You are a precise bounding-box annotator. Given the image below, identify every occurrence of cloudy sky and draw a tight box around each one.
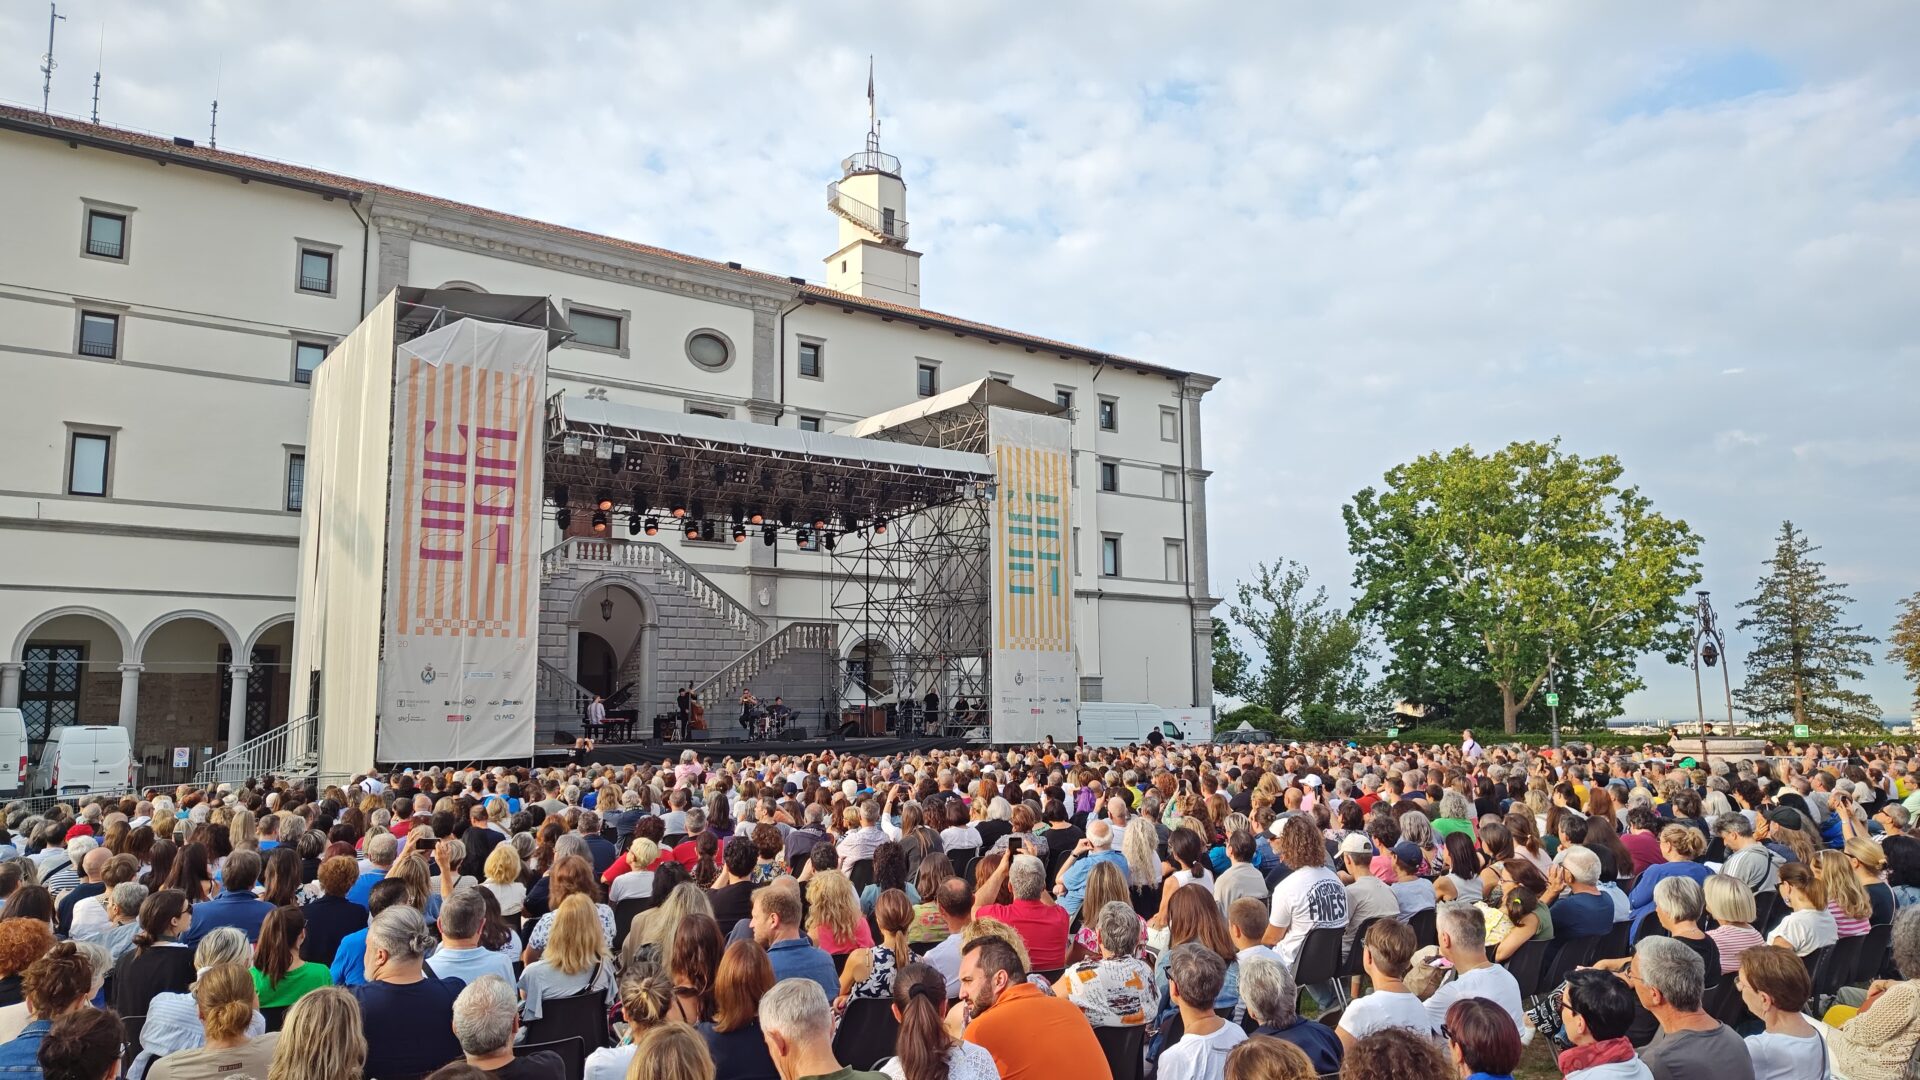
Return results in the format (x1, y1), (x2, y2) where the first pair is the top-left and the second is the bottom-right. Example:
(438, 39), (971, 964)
(6, 1), (1916, 721)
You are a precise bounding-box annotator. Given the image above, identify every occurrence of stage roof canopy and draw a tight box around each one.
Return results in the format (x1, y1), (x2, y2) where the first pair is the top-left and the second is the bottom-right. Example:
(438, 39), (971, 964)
(838, 378), (1067, 443)
(547, 395), (993, 530)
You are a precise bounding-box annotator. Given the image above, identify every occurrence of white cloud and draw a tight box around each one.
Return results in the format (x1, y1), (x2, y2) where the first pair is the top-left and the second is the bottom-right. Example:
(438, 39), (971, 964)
(4, 0), (1916, 719)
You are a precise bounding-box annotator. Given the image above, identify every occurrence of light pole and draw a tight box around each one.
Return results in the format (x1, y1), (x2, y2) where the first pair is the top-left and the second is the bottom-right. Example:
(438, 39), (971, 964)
(1548, 646), (1560, 751)
(1689, 591), (1736, 735)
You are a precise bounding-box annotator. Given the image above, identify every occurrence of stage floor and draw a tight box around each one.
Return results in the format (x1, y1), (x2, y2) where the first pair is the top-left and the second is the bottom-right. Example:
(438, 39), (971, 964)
(582, 734), (966, 766)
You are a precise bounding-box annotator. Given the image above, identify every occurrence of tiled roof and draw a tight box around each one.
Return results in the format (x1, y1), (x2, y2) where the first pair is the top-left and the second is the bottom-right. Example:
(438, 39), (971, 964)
(0, 103), (1200, 380)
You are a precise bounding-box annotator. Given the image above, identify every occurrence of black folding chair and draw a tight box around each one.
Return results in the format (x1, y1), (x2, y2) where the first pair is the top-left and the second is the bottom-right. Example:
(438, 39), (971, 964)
(522, 987), (613, 1050)
(516, 1036), (586, 1079)
(947, 848), (979, 881)
(120, 1014), (145, 1073)
(1500, 938), (1550, 997)
(1852, 923), (1893, 987)
(1408, 907), (1438, 950)
(1342, 917), (1383, 980)
(1812, 938), (1861, 1007)
(1093, 1023), (1146, 1080)
(832, 998), (901, 1071)
(1593, 920), (1632, 961)
(1292, 926), (1346, 1005)
(261, 1005), (290, 1033)
(848, 859), (876, 893)
(1536, 936), (1601, 1003)
(1754, 891), (1785, 936)
(613, 896), (651, 951)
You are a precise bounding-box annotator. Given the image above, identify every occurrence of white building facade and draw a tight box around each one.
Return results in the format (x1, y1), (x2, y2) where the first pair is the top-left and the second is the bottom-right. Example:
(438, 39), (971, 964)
(0, 103), (1217, 771)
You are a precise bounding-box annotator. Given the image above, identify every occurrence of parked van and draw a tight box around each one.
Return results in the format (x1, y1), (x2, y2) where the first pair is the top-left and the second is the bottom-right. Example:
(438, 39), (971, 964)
(31, 726), (134, 796)
(1078, 702), (1186, 748)
(0, 710), (26, 796)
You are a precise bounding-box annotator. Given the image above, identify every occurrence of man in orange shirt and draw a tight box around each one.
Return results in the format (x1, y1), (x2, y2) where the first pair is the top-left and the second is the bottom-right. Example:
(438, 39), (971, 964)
(956, 936), (1113, 1080)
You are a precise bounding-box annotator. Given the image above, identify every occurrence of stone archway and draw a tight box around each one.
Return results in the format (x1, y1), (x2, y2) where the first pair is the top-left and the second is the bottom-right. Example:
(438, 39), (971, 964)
(133, 612), (244, 766)
(567, 576), (659, 719)
(6, 608), (131, 744)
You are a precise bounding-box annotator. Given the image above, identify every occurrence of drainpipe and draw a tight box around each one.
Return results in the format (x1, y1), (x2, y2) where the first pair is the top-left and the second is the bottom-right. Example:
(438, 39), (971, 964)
(347, 200), (371, 316)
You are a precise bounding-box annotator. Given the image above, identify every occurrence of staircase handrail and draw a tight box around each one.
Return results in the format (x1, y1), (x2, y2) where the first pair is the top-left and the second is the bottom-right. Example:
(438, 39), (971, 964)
(693, 620), (840, 705)
(193, 711), (319, 785)
(543, 538), (764, 638)
(826, 182), (910, 243)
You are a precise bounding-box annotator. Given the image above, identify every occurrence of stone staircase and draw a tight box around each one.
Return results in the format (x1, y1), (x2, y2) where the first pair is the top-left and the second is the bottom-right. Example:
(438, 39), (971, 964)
(535, 539), (838, 745)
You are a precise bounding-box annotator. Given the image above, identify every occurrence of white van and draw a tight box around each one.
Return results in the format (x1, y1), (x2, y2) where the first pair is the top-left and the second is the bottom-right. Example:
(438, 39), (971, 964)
(1078, 702), (1186, 748)
(0, 710), (26, 796)
(31, 726), (134, 796)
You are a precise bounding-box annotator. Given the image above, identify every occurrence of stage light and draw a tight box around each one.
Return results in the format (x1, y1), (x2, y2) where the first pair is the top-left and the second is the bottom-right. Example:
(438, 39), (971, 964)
(595, 440), (612, 461)
(762, 524), (777, 546)
(733, 524), (748, 544)
(796, 528), (811, 547)
(555, 506), (571, 529)
(562, 434), (582, 456)
(550, 484), (569, 506)
(812, 513), (828, 530)
(644, 516), (659, 536)
(627, 511), (641, 536)
(691, 500), (706, 522)
(874, 517), (888, 535)
(749, 511), (764, 526)
(596, 492), (614, 512)
(779, 505), (794, 527)
(731, 467), (749, 484)
(823, 531), (837, 551)
(801, 474), (813, 494)
(842, 511), (859, 532)
(703, 519), (720, 542)
(685, 520), (700, 539)
(666, 459), (680, 481)
(591, 511), (609, 534)
(671, 495), (687, 519)
(712, 463), (728, 485)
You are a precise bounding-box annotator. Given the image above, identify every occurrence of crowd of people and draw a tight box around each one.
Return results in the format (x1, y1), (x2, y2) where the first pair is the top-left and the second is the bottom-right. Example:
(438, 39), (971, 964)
(0, 729), (1914, 1080)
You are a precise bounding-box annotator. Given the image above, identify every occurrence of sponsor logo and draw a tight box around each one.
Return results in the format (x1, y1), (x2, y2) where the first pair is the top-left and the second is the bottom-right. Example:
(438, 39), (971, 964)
(499, 698), (522, 706)
(396, 714), (426, 724)
(446, 714), (471, 723)
(465, 671), (496, 679)
(420, 664), (438, 684)
(497, 713), (517, 721)
(486, 699), (501, 707)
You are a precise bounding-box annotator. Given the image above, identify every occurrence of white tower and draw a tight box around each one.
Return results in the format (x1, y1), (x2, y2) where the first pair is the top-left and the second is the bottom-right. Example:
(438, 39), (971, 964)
(826, 63), (920, 307)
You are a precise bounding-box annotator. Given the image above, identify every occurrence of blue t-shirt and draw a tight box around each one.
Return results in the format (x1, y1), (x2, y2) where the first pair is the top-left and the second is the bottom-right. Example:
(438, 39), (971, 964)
(350, 976), (467, 1079)
(331, 928), (370, 987)
(765, 937), (838, 997)
(1550, 892), (1616, 940)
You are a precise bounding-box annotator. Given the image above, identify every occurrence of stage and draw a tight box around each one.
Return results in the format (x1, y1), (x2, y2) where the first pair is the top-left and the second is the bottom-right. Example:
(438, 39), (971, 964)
(581, 734), (967, 766)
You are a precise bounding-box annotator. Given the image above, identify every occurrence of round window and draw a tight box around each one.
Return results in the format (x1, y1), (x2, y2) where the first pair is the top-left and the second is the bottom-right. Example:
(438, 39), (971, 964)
(686, 331), (732, 369)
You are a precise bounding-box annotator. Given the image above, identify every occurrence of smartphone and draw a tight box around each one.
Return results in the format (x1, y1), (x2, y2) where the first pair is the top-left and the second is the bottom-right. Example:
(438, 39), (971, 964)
(1008, 836), (1022, 855)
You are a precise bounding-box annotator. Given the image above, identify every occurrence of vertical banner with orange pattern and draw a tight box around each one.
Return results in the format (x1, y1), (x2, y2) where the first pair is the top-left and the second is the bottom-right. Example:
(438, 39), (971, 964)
(987, 406), (1079, 744)
(378, 320), (546, 761)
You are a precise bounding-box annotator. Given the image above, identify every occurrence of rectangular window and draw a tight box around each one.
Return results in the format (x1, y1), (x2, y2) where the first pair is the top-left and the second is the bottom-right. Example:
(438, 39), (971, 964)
(798, 415), (822, 432)
(1098, 398), (1117, 431)
(68, 432), (110, 497)
(1165, 540), (1186, 582)
(570, 310), (622, 350)
(990, 373), (1013, 385)
(85, 210), (127, 260)
(1162, 468), (1181, 500)
(294, 341), (327, 384)
(917, 363), (938, 398)
(286, 454), (306, 512)
(798, 341), (822, 378)
(1055, 388), (1074, 411)
(1101, 535), (1121, 577)
(689, 407), (730, 420)
(77, 312), (119, 358)
(1160, 406), (1180, 442)
(297, 248), (334, 294)
(1099, 461), (1119, 492)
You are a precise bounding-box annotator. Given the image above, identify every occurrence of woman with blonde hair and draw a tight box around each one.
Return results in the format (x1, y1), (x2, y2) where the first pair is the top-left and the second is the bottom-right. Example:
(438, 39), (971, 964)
(519, 893), (615, 1021)
(264, 985), (365, 1080)
(1068, 860), (1146, 965)
(524, 855), (615, 961)
(481, 841), (525, 917)
(629, 881), (715, 964)
(1820, 848), (1874, 938)
(806, 869), (872, 955)
(585, 961), (675, 1080)
(627, 1021), (715, 1080)
(1702, 874), (1763, 974)
(1770, 861), (1838, 957)
(1846, 836), (1897, 925)
(609, 838), (660, 904)
(148, 962), (277, 1080)
(839, 888), (912, 1006)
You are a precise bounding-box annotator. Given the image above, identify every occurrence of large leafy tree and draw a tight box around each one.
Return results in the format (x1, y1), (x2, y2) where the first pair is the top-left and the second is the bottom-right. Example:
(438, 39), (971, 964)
(1344, 440), (1703, 734)
(1894, 590), (1920, 714)
(1225, 559), (1372, 721)
(1735, 521), (1881, 731)
(1211, 617), (1250, 698)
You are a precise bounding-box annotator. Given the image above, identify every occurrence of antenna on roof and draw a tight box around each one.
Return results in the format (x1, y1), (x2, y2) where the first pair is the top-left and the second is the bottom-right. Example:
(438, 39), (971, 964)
(209, 59), (220, 148)
(89, 26), (101, 124)
(40, 2), (67, 114)
(866, 55), (880, 153)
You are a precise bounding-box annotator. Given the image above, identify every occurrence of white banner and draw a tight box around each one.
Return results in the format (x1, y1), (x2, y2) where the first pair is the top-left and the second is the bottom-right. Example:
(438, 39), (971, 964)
(378, 319), (546, 762)
(987, 407), (1079, 744)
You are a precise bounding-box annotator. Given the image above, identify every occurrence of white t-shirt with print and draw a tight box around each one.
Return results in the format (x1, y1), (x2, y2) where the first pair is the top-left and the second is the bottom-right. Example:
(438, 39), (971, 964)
(1266, 865), (1349, 967)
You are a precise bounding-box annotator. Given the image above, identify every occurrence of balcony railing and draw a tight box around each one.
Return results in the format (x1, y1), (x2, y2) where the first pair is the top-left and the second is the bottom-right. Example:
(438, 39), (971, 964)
(299, 273), (332, 292)
(86, 238), (124, 259)
(827, 183), (909, 244)
(841, 149), (901, 178)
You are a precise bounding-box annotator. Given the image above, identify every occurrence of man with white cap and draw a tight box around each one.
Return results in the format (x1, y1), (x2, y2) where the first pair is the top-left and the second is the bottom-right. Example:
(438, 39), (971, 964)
(1337, 831), (1400, 961)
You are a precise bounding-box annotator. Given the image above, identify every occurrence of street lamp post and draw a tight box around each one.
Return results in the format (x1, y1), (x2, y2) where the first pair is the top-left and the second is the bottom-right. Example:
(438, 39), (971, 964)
(1689, 590), (1736, 735)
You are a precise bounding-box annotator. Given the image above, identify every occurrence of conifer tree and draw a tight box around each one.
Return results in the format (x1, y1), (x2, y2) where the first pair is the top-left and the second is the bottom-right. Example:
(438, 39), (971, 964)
(1734, 520), (1880, 731)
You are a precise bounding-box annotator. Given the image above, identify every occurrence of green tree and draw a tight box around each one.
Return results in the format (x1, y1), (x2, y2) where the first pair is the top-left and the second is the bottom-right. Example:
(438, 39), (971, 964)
(1894, 590), (1920, 714)
(1735, 520), (1881, 731)
(1344, 439), (1703, 734)
(1211, 617), (1250, 698)
(1225, 559), (1372, 720)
